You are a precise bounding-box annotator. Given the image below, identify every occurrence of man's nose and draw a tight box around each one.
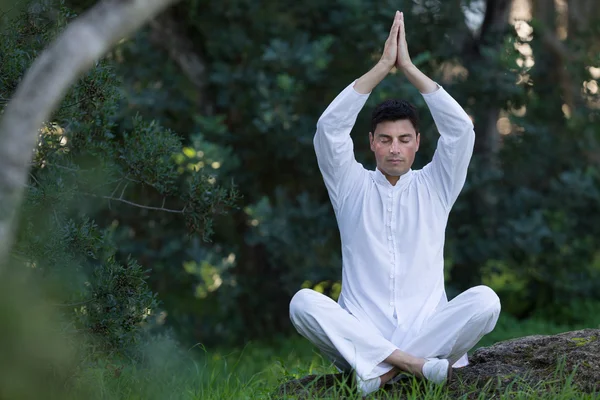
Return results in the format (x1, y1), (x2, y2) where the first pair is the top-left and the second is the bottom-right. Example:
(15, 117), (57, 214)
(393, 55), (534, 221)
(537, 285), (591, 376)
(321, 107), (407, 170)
(390, 140), (400, 153)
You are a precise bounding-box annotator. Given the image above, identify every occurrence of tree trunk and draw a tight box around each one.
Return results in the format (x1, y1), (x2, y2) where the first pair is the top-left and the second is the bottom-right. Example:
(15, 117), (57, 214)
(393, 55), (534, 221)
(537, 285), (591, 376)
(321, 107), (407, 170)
(566, 0), (598, 35)
(531, 0), (577, 114)
(0, 0), (179, 268)
(471, 0), (513, 200)
(451, 0), (513, 289)
(231, 208), (291, 339)
(148, 7), (212, 115)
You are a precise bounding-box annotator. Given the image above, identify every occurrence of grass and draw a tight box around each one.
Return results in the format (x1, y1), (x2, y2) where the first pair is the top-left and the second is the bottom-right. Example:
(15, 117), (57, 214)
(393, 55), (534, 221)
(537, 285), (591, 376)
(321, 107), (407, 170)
(67, 313), (599, 400)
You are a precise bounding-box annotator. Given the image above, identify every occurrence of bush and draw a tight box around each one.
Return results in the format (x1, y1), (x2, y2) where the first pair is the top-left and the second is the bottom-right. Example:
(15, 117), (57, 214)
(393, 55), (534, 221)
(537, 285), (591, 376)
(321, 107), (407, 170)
(1, 1), (237, 356)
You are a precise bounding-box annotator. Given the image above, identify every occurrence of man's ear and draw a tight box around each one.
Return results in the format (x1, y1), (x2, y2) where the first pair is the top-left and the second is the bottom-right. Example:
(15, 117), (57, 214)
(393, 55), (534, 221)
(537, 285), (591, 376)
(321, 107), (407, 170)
(415, 132), (420, 152)
(369, 132), (375, 151)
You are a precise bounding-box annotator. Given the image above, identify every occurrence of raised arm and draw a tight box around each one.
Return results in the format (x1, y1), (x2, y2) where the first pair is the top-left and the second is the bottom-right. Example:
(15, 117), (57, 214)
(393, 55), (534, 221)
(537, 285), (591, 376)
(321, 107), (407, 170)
(397, 12), (475, 209)
(314, 12), (402, 209)
(419, 86), (475, 210)
(353, 11), (402, 94)
(395, 12), (438, 95)
(313, 82), (369, 209)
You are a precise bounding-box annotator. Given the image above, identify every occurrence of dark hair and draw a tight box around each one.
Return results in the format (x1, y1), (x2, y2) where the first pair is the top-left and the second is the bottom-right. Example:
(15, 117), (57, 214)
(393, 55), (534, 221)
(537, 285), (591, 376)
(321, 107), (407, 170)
(370, 99), (419, 135)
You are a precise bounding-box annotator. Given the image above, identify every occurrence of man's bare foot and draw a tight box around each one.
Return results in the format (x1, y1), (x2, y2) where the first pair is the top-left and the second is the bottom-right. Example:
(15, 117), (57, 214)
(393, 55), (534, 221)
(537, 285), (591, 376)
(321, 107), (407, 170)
(383, 350), (427, 378)
(378, 368), (400, 387)
(406, 357), (426, 378)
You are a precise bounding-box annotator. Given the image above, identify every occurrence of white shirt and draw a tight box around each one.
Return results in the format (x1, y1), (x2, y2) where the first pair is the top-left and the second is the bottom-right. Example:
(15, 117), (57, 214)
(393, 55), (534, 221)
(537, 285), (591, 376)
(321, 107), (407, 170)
(314, 80), (475, 347)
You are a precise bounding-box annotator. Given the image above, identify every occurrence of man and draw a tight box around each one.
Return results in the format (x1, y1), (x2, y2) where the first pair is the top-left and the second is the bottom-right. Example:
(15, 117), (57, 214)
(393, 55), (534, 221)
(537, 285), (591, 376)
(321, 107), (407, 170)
(289, 10), (501, 397)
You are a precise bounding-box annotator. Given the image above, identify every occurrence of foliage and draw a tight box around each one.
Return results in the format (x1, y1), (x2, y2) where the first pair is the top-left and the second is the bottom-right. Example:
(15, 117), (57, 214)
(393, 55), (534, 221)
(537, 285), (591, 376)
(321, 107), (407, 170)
(53, 314), (600, 399)
(98, 0), (600, 342)
(0, 1), (237, 356)
(3, 0), (600, 349)
(459, 13), (600, 319)
(0, 269), (89, 400)
(3, 1), (600, 399)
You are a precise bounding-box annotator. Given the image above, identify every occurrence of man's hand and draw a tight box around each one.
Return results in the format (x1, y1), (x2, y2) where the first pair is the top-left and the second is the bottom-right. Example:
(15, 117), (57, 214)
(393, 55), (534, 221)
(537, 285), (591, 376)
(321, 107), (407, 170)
(379, 11), (401, 70)
(355, 10), (430, 94)
(392, 11), (436, 93)
(396, 12), (413, 70)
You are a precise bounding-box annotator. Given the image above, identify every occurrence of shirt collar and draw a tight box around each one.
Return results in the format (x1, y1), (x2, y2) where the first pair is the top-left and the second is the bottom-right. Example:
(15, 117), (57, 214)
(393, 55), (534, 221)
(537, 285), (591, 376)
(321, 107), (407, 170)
(374, 167), (413, 188)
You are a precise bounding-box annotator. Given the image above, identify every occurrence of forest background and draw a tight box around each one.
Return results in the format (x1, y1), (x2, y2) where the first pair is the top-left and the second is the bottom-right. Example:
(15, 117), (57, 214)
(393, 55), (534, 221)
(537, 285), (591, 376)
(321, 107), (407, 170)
(1, 0), (599, 398)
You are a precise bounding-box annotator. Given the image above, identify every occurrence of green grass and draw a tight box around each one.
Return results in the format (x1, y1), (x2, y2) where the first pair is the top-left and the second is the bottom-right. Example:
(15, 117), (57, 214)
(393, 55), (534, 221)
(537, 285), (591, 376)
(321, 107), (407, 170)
(74, 334), (334, 400)
(68, 313), (599, 399)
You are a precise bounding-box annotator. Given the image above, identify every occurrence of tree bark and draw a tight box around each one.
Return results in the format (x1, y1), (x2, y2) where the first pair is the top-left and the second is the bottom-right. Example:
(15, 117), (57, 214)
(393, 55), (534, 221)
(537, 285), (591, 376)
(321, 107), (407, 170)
(532, 0), (580, 112)
(451, 0), (513, 289)
(462, 0), (512, 194)
(148, 9), (212, 114)
(470, 0), (512, 160)
(531, 0), (582, 112)
(0, 0), (179, 268)
(566, 0), (598, 35)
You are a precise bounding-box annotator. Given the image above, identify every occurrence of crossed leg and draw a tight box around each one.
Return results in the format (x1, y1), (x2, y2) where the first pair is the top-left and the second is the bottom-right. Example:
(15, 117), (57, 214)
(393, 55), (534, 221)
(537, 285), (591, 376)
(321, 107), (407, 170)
(402, 285), (501, 364)
(289, 288), (398, 380)
(289, 285), (501, 387)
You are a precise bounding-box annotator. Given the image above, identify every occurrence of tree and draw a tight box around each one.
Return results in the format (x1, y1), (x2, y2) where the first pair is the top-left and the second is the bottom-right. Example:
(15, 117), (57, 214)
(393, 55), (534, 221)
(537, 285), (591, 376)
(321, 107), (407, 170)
(1, 0), (239, 358)
(97, 0), (527, 341)
(8, 0), (597, 348)
(0, 0), (180, 267)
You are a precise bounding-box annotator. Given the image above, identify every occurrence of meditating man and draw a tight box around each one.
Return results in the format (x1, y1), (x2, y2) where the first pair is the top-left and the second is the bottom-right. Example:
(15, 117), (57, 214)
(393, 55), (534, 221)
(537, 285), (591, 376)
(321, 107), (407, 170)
(289, 11), (501, 397)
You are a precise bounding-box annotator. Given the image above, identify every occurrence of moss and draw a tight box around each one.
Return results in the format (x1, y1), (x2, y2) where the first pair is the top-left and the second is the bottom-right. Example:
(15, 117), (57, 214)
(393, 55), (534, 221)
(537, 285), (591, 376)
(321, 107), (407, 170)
(570, 336), (597, 347)
(499, 373), (517, 382)
(523, 346), (535, 360)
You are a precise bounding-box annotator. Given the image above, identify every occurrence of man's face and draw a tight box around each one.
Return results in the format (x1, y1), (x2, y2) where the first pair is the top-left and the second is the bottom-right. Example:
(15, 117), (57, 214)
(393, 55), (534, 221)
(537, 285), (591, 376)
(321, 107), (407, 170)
(369, 119), (420, 179)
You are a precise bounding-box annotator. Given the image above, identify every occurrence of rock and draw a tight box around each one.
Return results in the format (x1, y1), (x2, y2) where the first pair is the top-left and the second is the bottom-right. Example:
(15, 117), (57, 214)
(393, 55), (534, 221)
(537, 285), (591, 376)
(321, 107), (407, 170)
(275, 329), (600, 398)
(450, 328), (600, 394)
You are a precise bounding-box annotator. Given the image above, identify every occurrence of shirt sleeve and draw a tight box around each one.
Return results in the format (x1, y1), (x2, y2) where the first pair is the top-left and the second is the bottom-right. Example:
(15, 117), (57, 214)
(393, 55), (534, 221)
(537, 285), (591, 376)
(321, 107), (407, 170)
(420, 85), (475, 210)
(313, 81), (369, 210)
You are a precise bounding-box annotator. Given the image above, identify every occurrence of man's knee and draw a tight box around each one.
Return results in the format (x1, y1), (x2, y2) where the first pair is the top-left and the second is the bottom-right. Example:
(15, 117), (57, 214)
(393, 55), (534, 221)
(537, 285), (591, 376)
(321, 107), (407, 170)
(289, 288), (318, 322)
(470, 285), (501, 319)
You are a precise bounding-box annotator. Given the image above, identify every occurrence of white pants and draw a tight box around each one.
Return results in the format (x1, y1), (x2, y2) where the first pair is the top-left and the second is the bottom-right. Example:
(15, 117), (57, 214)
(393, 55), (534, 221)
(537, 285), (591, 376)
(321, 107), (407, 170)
(289, 285), (501, 380)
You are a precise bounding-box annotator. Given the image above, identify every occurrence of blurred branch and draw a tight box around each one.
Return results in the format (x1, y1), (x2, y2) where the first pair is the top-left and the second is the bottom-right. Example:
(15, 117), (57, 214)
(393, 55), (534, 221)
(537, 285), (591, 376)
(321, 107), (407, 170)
(0, 0), (22, 20)
(52, 299), (95, 307)
(36, 162), (80, 172)
(83, 192), (185, 213)
(0, 0), (180, 269)
(60, 95), (100, 109)
(540, 30), (573, 61)
(148, 10), (211, 114)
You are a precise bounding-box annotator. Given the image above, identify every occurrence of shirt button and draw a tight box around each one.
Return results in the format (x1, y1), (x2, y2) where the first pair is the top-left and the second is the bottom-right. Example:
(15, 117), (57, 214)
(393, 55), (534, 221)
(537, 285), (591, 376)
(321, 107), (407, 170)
(387, 208), (391, 212)
(387, 236), (392, 240)
(389, 274), (394, 278)
(390, 302), (394, 306)
(388, 193), (392, 198)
